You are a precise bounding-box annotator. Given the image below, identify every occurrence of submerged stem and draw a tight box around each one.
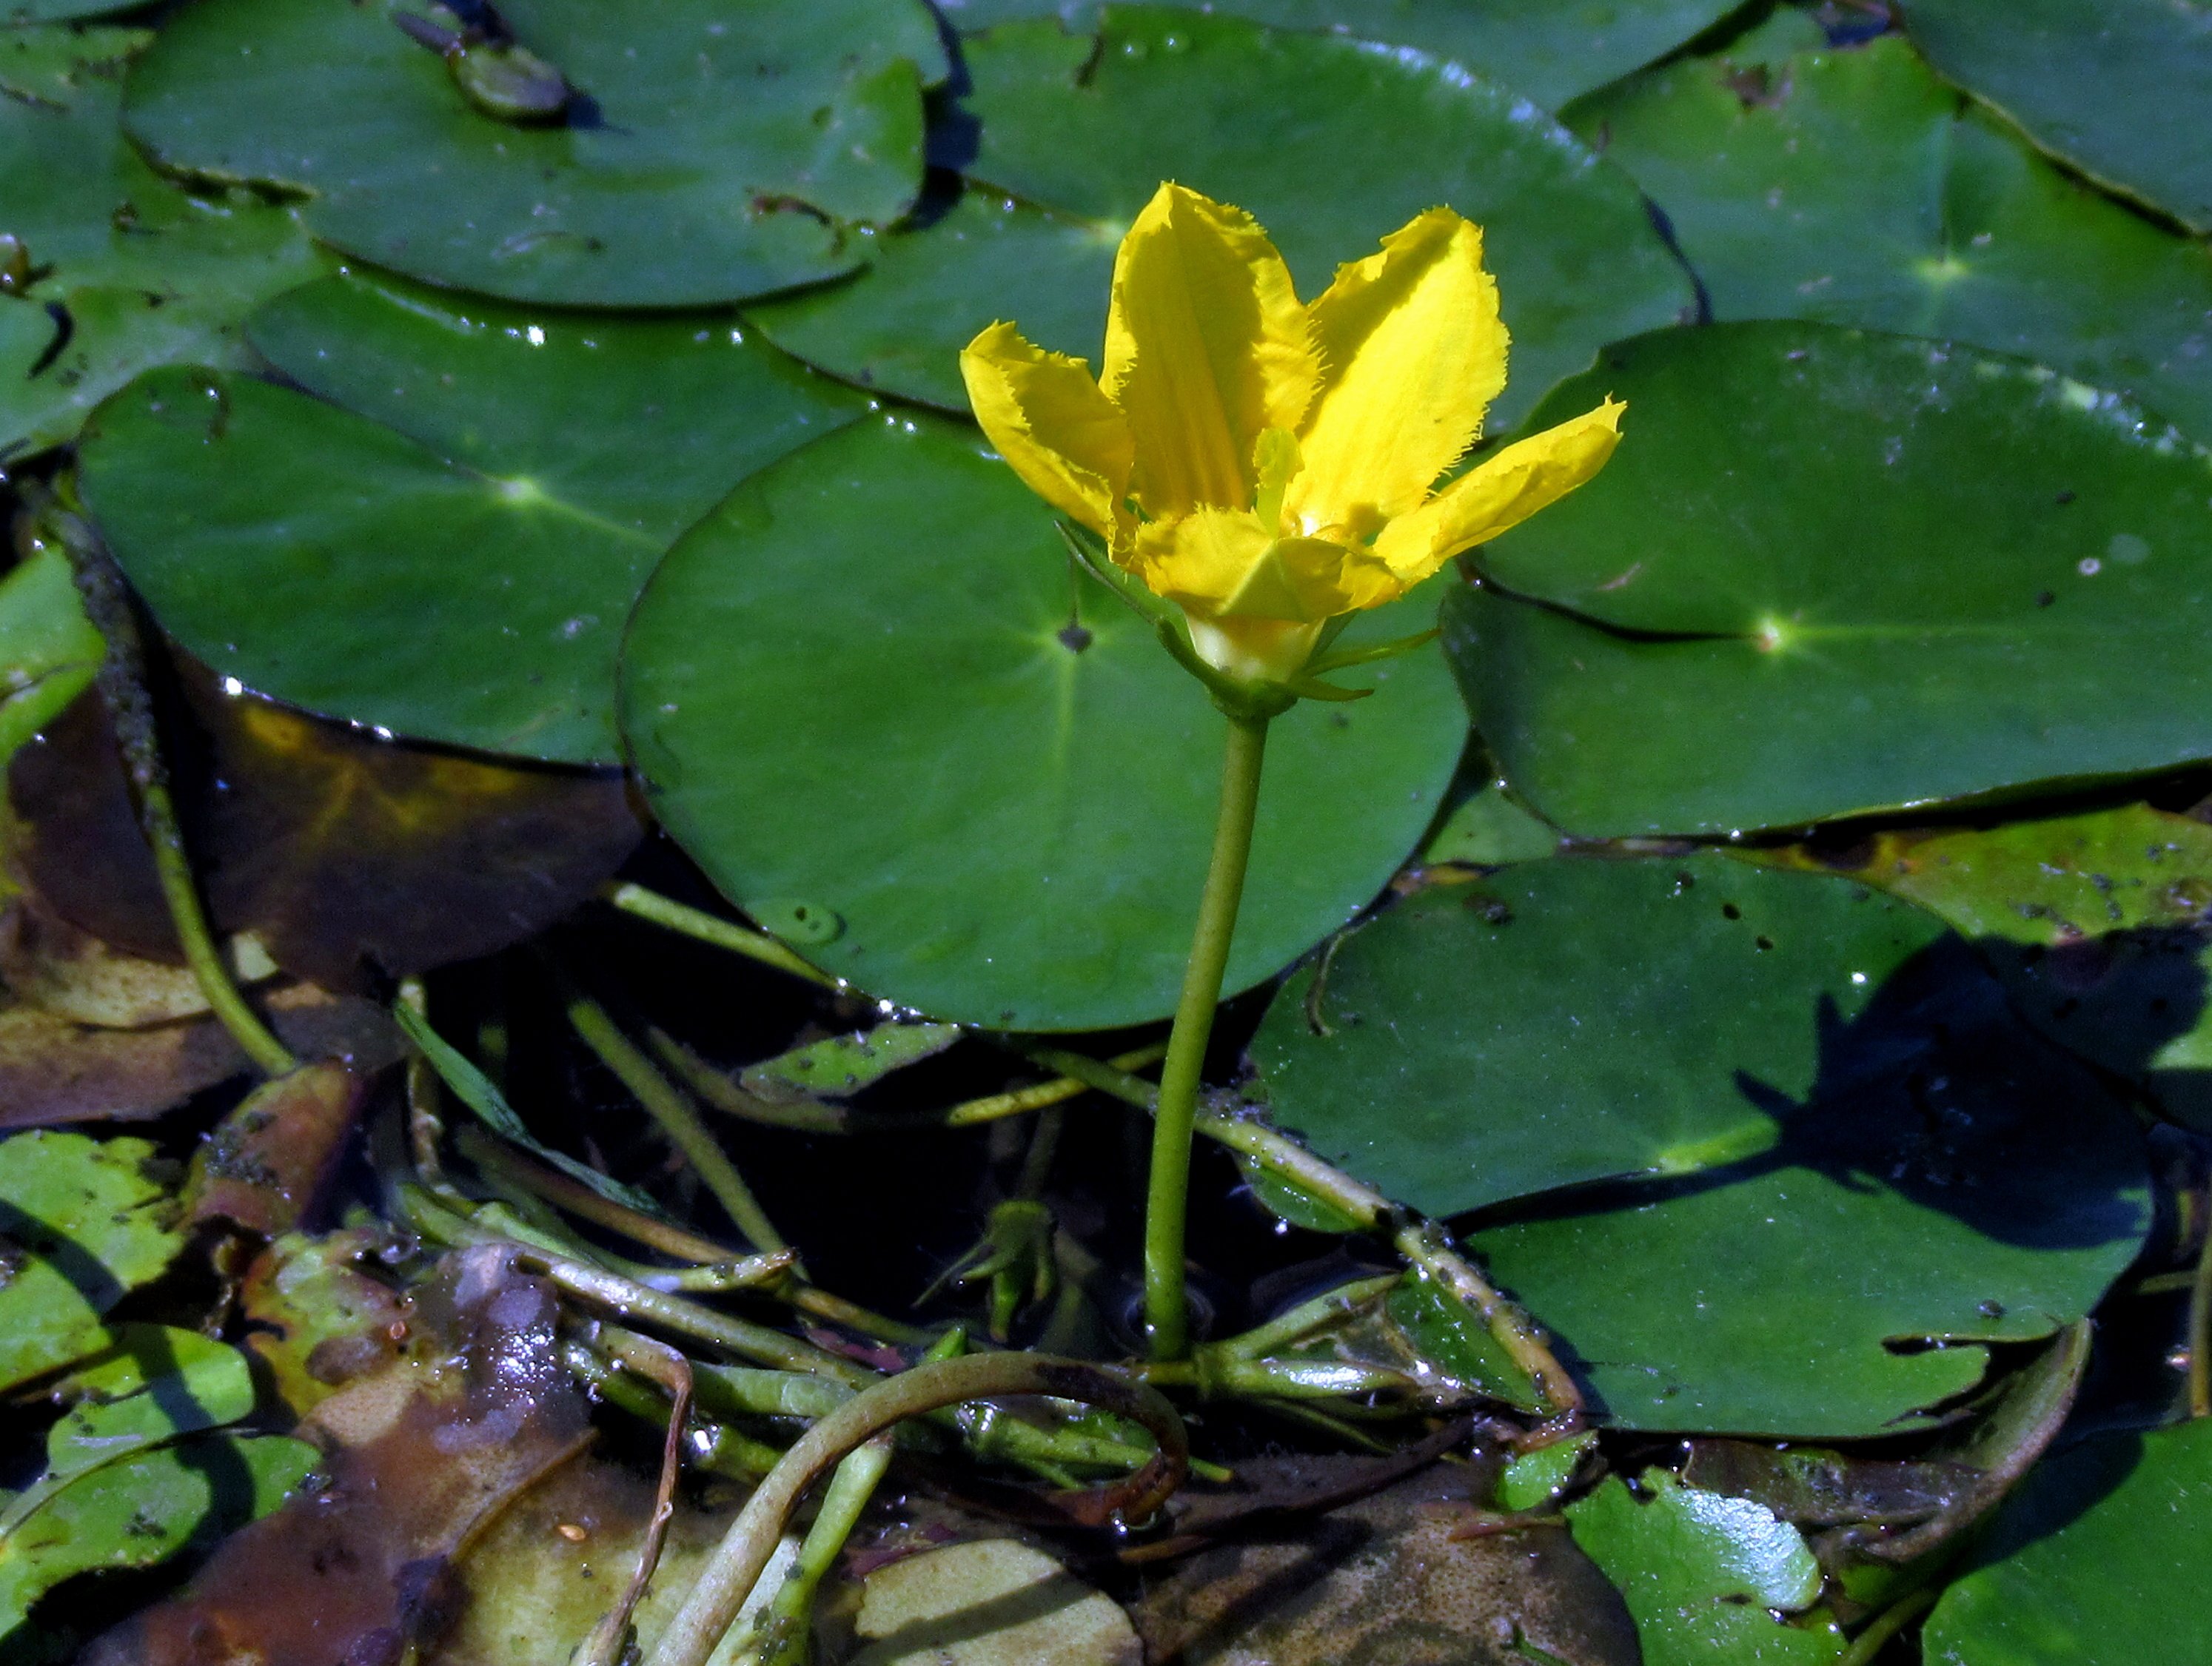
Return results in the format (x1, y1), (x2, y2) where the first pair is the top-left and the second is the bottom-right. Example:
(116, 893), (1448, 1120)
(62, 517), (295, 1077)
(1145, 712), (1270, 1360)
(644, 1353), (1187, 1666)
(603, 882), (836, 988)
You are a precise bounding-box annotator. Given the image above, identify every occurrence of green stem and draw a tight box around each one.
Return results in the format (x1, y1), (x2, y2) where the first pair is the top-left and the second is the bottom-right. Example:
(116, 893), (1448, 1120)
(745, 1435), (895, 1666)
(564, 985), (790, 1255)
(1836, 1586), (1937, 1666)
(603, 881), (836, 989)
(1145, 711), (1270, 1360)
(62, 516), (295, 1078)
(2190, 1206), (2212, 1420)
(644, 1353), (1188, 1666)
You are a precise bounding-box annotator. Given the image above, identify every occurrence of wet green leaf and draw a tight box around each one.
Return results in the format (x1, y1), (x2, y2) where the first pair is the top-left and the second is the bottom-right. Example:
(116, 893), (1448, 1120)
(1497, 1428), (1595, 1512)
(0, 24), (329, 457)
(620, 412), (1469, 1031)
(1463, 966), (2147, 1433)
(1903, 0), (2212, 234)
(39, 1326), (256, 1483)
(1256, 856), (1951, 1215)
(4, 0), (146, 19)
(1568, 1471), (1845, 1665)
(0, 1434), (316, 1642)
(1746, 803), (2212, 947)
(0, 1131), (184, 1393)
(1383, 1265), (1541, 1411)
(1566, 37), (2212, 440)
(934, 0), (1741, 109)
(121, 0), (947, 307)
(1416, 775), (1560, 868)
(0, 546), (101, 776)
(741, 1021), (963, 1103)
(1923, 1418), (2212, 1666)
(748, 7), (1691, 427)
(1455, 322), (2212, 836)
(78, 277), (866, 762)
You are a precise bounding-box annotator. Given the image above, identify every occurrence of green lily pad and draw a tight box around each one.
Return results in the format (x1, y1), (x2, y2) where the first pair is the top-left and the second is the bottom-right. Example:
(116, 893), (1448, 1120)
(619, 412), (1469, 1031)
(0, 1132), (185, 1394)
(120, 0), (945, 308)
(1922, 1418), (2212, 1666)
(1565, 37), (2212, 440)
(0, 24), (330, 457)
(0, 1434), (317, 1642)
(1903, 0), (2212, 234)
(1454, 322), (2212, 836)
(932, 0), (1743, 110)
(40, 1326), (257, 1483)
(747, 7), (1691, 426)
(4, 1), (146, 19)
(1253, 854), (1952, 1216)
(1462, 953), (2147, 1434)
(1417, 774), (1560, 868)
(77, 278), (868, 763)
(1567, 1471), (1845, 1665)
(0, 544), (103, 776)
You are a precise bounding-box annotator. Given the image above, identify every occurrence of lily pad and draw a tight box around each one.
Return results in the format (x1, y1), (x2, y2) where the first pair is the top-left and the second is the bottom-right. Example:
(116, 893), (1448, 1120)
(0, 1131), (185, 1393)
(77, 277), (868, 762)
(0, 24), (330, 457)
(619, 412), (1469, 1031)
(0, 1434), (317, 1645)
(1567, 1471), (1845, 1666)
(1566, 36), (2212, 440)
(1453, 322), (2212, 836)
(1903, 0), (2212, 234)
(121, 0), (948, 307)
(1462, 942), (2148, 1434)
(931, 0), (1743, 110)
(0, 545), (102, 776)
(1921, 1418), (2212, 1666)
(747, 7), (1691, 426)
(1253, 854), (1953, 1216)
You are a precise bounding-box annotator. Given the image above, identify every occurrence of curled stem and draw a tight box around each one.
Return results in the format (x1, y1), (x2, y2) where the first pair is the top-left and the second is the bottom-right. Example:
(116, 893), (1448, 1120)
(576, 1331), (693, 1666)
(742, 1434), (894, 1666)
(61, 515), (295, 1076)
(1146, 711), (1270, 1359)
(646, 1352), (1187, 1666)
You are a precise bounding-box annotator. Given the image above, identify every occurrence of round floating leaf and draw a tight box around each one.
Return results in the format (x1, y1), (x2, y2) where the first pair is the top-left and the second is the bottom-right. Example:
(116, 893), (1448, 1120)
(1454, 321), (2212, 836)
(1567, 1471), (1844, 1666)
(0, 545), (103, 776)
(1254, 854), (1952, 1217)
(620, 413), (1468, 1031)
(1923, 1419), (2212, 1666)
(933, 0), (1742, 110)
(747, 7), (1691, 426)
(1903, 0), (2212, 234)
(78, 278), (867, 762)
(1458, 919), (2148, 1434)
(0, 25), (330, 457)
(121, 0), (947, 307)
(0, 1132), (186, 1394)
(1566, 36), (2212, 440)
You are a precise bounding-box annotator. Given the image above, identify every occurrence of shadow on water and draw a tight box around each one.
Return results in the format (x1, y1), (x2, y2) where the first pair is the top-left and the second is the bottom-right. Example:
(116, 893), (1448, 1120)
(1472, 927), (2203, 1256)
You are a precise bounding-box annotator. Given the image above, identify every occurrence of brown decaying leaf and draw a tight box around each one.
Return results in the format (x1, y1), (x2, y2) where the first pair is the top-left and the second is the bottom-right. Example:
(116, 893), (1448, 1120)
(239, 1229), (412, 1420)
(187, 1058), (370, 1236)
(86, 1244), (594, 1666)
(0, 977), (400, 1127)
(0, 887), (276, 1027)
(1126, 1462), (1640, 1666)
(10, 665), (641, 990)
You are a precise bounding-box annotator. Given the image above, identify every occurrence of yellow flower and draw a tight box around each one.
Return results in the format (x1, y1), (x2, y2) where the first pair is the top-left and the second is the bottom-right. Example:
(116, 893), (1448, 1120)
(960, 182), (1626, 685)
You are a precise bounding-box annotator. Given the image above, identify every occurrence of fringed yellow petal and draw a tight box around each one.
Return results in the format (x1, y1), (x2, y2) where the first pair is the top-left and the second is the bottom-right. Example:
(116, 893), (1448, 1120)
(1287, 208), (1506, 538)
(959, 320), (1133, 538)
(1374, 397), (1626, 583)
(1131, 508), (1401, 625)
(1102, 183), (1319, 520)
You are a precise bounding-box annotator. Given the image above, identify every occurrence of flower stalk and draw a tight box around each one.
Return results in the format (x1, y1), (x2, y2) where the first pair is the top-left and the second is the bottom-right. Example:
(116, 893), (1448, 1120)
(1144, 710), (1270, 1359)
